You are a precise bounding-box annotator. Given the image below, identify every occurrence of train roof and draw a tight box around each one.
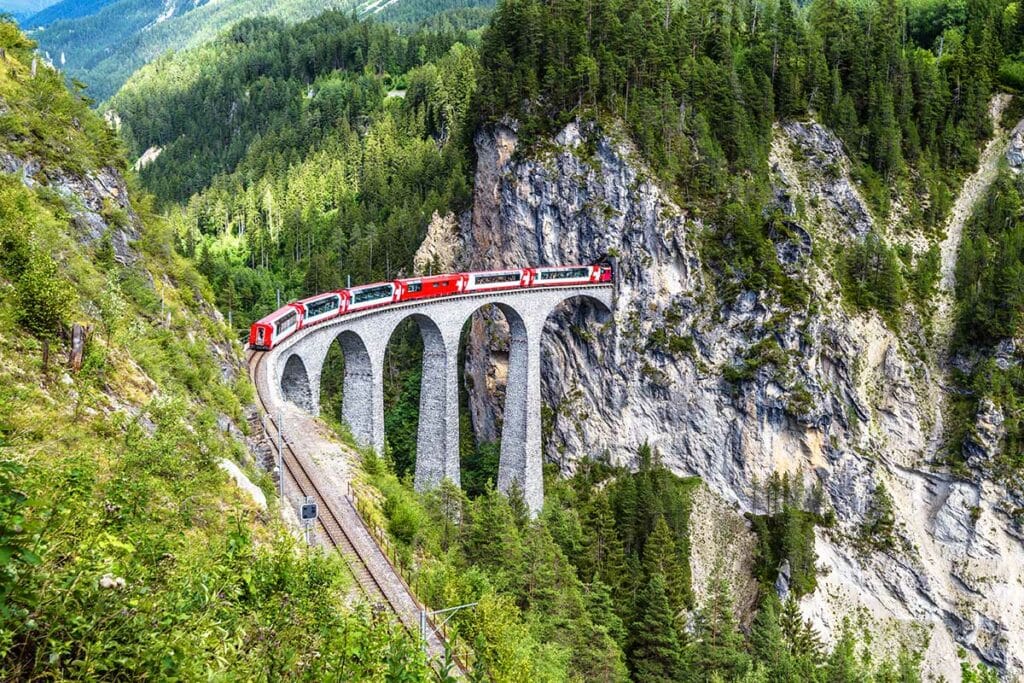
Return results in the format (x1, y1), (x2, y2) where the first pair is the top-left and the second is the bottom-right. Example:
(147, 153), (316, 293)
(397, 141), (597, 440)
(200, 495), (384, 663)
(254, 304), (298, 325)
(347, 280), (396, 290)
(398, 273), (462, 282)
(295, 291), (342, 305)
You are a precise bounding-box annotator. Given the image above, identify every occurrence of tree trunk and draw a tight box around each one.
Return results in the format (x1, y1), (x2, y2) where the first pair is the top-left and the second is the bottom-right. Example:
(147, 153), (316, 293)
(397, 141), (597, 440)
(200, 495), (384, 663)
(70, 324), (89, 373)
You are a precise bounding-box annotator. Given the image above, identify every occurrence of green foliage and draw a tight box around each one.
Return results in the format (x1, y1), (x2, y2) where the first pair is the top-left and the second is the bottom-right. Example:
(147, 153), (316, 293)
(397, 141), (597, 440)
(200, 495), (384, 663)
(0, 458), (41, 616)
(0, 17), (431, 675)
(472, 0), (1005, 304)
(0, 178), (76, 340)
(750, 507), (819, 598)
(691, 569), (751, 679)
(37, 1), (363, 102)
(749, 472), (823, 598)
(0, 28), (122, 171)
(955, 172), (1024, 348)
(112, 13), (477, 335)
(860, 482), (897, 552)
(628, 573), (684, 682)
(838, 232), (908, 324)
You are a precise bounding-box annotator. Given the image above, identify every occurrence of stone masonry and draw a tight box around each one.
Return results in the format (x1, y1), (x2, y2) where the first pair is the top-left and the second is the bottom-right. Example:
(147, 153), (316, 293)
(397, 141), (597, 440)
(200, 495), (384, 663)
(265, 285), (614, 515)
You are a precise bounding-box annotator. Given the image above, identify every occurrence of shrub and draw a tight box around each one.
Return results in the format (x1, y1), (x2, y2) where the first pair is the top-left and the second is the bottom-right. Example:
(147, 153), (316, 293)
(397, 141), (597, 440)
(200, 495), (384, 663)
(15, 247), (75, 339)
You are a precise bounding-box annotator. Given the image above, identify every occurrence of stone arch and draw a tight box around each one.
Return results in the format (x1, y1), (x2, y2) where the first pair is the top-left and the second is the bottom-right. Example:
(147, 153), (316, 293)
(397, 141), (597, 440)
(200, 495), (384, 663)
(281, 354), (314, 412)
(383, 312), (461, 491)
(538, 293), (615, 471)
(457, 301), (538, 507)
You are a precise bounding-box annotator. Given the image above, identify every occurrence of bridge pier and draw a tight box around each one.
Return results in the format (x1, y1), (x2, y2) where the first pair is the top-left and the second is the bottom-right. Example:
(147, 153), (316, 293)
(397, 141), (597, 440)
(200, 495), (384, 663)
(413, 318), (462, 491)
(497, 318), (545, 516)
(333, 330), (376, 449)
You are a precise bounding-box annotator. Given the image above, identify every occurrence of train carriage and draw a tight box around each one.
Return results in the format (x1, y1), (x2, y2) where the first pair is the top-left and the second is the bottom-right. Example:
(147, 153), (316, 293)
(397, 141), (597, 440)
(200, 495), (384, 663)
(463, 268), (532, 292)
(249, 263), (614, 351)
(534, 264), (612, 286)
(347, 281), (401, 312)
(295, 291), (348, 328)
(249, 305), (301, 350)
(396, 274), (467, 302)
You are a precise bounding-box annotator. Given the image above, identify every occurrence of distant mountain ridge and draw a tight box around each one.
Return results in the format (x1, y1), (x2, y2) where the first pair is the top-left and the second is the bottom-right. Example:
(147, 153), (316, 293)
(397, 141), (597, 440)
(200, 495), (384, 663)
(22, 0), (117, 28)
(28, 0), (492, 101)
(0, 0), (56, 21)
(29, 0), (352, 101)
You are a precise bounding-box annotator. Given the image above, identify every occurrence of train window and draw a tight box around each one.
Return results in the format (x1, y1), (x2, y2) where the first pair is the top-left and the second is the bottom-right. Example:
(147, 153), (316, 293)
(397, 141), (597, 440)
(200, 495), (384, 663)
(257, 328), (265, 344)
(475, 272), (520, 284)
(306, 296), (339, 318)
(276, 311), (297, 334)
(353, 285), (393, 303)
(539, 267), (589, 280)
(407, 282), (422, 293)
(432, 281), (448, 288)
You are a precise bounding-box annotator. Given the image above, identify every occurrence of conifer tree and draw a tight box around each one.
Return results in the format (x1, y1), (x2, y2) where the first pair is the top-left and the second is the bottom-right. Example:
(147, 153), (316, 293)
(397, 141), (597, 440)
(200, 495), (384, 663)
(690, 570), (751, 680)
(750, 594), (797, 682)
(628, 573), (683, 683)
(643, 515), (687, 618)
(587, 575), (628, 646)
(580, 491), (628, 593)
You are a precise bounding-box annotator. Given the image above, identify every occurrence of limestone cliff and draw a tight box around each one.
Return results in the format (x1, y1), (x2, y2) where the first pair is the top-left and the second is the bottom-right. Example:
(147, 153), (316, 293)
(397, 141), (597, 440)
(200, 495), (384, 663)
(460, 117), (1024, 678)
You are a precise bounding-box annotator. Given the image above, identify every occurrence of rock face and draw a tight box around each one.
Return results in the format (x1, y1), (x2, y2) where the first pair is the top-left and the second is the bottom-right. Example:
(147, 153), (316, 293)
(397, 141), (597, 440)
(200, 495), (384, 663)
(461, 119), (1024, 677)
(0, 151), (140, 265)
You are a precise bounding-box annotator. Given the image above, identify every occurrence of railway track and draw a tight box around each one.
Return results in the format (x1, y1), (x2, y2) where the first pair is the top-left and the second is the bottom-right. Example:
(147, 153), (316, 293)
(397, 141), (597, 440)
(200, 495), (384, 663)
(245, 349), (462, 673)
(248, 350), (389, 602)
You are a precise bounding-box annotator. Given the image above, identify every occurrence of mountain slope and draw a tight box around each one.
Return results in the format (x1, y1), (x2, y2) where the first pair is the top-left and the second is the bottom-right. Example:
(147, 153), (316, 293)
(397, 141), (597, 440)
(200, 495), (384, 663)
(20, 0), (115, 28)
(30, 0), (352, 101)
(0, 0), (54, 21)
(30, 0), (493, 101)
(0, 20), (431, 678)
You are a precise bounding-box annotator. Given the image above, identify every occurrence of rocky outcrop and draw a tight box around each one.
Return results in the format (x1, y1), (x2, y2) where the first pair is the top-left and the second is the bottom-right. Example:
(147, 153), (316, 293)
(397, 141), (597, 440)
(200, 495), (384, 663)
(461, 118), (1024, 678)
(0, 151), (140, 265)
(413, 211), (461, 276)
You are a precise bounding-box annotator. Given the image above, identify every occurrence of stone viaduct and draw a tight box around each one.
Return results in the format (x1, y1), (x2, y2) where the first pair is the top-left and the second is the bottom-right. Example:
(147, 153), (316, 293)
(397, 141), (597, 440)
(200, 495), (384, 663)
(262, 285), (614, 514)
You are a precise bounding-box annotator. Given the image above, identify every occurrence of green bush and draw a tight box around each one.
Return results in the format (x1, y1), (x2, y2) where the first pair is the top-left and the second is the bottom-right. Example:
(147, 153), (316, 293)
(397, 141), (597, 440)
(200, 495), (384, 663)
(999, 59), (1024, 91)
(14, 247), (75, 339)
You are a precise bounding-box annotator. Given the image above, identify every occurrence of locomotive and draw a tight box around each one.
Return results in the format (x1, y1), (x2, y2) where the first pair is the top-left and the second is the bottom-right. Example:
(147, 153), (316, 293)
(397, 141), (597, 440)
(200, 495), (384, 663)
(248, 264), (613, 351)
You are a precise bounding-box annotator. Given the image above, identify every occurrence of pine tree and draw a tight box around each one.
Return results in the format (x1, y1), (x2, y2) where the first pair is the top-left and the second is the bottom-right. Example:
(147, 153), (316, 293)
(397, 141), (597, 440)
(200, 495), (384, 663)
(580, 491), (628, 593)
(628, 573), (683, 683)
(587, 574), (628, 646)
(749, 594), (797, 682)
(824, 620), (864, 682)
(690, 569), (751, 680)
(642, 515), (687, 619)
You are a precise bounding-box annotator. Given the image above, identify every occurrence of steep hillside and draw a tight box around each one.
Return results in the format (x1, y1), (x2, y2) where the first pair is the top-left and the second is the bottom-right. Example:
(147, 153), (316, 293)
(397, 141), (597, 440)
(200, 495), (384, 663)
(0, 22), (430, 678)
(28, 0), (492, 101)
(20, 0), (115, 28)
(29, 0), (351, 101)
(0, 0), (55, 21)
(457, 0), (1024, 677)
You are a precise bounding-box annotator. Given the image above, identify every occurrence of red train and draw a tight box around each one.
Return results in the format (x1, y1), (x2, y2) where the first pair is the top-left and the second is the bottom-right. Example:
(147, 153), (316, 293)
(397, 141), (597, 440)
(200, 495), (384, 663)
(249, 264), (613, 351)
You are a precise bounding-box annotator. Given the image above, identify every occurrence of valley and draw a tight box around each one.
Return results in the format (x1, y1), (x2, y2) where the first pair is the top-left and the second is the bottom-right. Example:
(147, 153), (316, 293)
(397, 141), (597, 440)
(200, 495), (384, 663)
(0, 0), (1023, 680)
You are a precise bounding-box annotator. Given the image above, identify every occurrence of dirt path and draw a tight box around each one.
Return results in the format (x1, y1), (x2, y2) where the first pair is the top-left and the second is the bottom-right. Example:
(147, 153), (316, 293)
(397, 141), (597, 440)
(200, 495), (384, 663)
(933, 93), (1012, 347)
